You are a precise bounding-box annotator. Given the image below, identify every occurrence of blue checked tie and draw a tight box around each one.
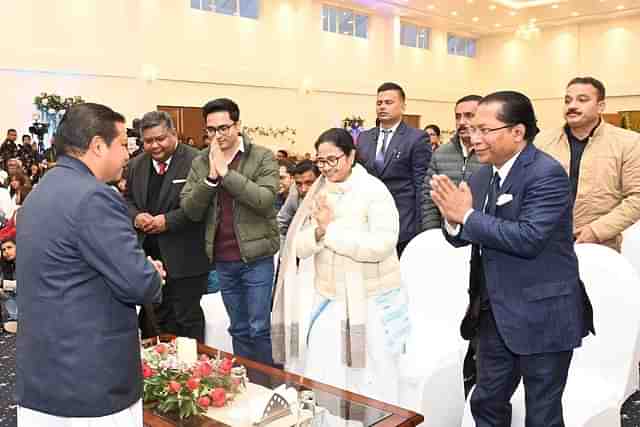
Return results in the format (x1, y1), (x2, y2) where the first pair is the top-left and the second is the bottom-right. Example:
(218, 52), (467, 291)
(374, 129), (392, 172)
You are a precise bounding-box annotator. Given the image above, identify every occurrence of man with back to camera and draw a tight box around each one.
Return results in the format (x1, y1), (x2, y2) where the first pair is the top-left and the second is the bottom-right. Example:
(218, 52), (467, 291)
(16, 103), (165, 426)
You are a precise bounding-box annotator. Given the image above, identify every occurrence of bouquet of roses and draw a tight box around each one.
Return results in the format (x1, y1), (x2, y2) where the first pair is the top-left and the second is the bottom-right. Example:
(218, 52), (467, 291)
(141, 342), (240, 419)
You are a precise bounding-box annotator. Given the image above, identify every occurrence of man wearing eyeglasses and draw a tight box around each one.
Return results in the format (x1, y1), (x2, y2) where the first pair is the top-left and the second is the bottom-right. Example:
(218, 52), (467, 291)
(181, 98), (279, 367)
(126, 111), (210, 342)
(431, 91), (593, 427)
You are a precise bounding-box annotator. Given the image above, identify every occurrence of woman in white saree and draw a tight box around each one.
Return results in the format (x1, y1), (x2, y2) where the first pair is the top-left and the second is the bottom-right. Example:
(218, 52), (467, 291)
(272, 128), (410, 407)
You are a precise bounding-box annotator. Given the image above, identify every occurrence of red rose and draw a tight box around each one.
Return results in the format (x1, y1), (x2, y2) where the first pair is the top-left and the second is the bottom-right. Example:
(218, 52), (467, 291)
(209, 388), (226, 407)
(154, 344), (167, 355)
(142, 365), (154, 379)
(186, 377), (201, 391)
(197, 362), (213, 378)
(218, 358), (233, 375)
(197, 396), (211, 408)
(168, 380), (182, 394)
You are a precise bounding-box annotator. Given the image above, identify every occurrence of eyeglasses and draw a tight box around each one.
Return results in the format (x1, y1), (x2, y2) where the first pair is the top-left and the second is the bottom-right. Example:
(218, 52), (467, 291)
(468, 124), (515, 136)
(314, 154), (345, 168)
(142, 133), (169, 144)
(204, 123), (236, 136)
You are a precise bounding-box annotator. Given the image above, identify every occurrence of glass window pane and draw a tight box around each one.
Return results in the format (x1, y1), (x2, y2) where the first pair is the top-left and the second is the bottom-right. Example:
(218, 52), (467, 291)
(400, 23), (417, 47)
(355, 14), (367, 38)
(328, 6), (337, 32)
(338, 10), (354, 35)
(239, 0), (258, 19)
(215, 0), (236, 15)
(455, 37), (466, 55)
(418, 28), (429, 49)
(467, 39), (477, 57)
(322, 5), (330, 31)
(191, 0), (202, 10)
(204, 0), (215, 11)
(447, 34), (457, 54)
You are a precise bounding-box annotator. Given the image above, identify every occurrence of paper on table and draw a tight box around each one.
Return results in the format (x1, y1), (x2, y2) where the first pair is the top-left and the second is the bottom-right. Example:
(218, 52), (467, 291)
(2, 280), (16, 291)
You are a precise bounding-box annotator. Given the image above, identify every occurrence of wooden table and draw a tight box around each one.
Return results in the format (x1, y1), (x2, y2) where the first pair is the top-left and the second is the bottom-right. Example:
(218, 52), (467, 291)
(144, 339), (423, 427)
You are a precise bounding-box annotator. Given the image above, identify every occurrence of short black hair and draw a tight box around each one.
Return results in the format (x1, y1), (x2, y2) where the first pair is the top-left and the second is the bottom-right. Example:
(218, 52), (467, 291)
(455, 95), (483, 106)
(277, 149), (289, 158)
(314, 128), (356, 157)
(55, 103), (125, 156)
(1, 238), (15, 247)
(424, 124), (441, 136)
(377, 82), (406, 102)
(567, 77), (606, 101)
(480, 91), (539, 142)
(22, 134), (31, 141)
(278, 159), (296, 175)
(7, 129), (16, 134)
(139, 111), (176, 134)
(202, 98), (240, 122)
(293, 159), (320, 177)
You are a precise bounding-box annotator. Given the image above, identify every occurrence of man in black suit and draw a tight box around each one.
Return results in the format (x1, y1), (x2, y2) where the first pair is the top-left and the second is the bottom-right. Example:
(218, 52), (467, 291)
(356, 82), (431, 255)
(126, 111), (210, 342)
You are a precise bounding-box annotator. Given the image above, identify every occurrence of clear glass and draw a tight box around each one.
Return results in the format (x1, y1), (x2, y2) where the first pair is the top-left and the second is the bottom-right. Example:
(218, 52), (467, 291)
(400, 22), (417, 47)
(215, 0), (237, 15)
(354, 14), (368, 39)
(239, 0), (259, 19)
(338, 10), (354, 36)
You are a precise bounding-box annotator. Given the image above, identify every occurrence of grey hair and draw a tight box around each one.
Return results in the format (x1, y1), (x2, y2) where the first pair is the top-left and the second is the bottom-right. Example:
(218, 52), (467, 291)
(139, 111), (176, 133)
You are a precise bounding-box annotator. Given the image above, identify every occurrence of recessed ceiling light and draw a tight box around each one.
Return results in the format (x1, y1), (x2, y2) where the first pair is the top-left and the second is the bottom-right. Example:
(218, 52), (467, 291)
(427, 4), (435, 9)
(489, 4), (497, 10)
(551, 4), (559, 9)
(467, 0), (474, 3)
(495, 23), (502, 27)
(529, 17), (537, 22)
(509, 11), (517, 16)
(472, 16), (480, 22)
(451, 11), (458, 16)
(616, 4), (625, 9)
(571, 11), (580, 16)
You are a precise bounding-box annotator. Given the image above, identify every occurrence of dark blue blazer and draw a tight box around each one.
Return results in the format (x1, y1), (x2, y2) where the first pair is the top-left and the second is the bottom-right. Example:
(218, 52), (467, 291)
(447, 143), (591, 355)
(357, 122), (431, 243)
(16, 156), (162, 416)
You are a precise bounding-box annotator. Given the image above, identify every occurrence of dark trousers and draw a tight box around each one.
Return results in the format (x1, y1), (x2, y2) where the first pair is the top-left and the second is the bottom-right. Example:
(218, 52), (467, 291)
(216, 257), (274, 367)
(471, 310), (573, 427)
(396, 240), (409, 258)
(139, 273), (207, 343)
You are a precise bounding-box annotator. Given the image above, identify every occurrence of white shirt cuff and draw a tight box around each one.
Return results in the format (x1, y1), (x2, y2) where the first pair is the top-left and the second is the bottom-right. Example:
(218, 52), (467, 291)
(204, 177), (219, 188)
(445, 209), (474, 236)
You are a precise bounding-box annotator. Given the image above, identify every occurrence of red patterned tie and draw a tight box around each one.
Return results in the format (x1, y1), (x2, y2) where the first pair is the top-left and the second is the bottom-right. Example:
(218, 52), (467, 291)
(157, 161), (167, 175)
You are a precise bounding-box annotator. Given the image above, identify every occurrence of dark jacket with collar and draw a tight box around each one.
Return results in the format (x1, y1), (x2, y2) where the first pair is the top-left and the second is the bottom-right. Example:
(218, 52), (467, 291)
(126, 143), (209, 278)
(16, 155), (162, 416)
(422, 134), (483, 231)
(180, 136), (279, 263)
(445, 143), (594, 354)
(356, 122), (431, 244)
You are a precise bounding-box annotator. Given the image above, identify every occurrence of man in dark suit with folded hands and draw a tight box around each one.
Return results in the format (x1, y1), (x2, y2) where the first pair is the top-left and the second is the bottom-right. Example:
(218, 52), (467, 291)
(431, 91), (593, 427)
(127, 111), (210, 342)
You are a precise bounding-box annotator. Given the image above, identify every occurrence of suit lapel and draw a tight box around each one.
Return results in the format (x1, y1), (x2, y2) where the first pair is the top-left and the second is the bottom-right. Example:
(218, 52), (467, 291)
(499, 143), (536, 197)
(363, 128), (379, 170)
(380, 121), (406, 174)
(139, 154), (151, 208)
(156, 144), (183, 211)
(475, 167), (493, 212)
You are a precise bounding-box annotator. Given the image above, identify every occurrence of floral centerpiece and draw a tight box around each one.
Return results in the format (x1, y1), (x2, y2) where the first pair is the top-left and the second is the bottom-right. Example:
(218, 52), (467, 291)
(141, 341), (240, 419)
(34, 92), (85, 115)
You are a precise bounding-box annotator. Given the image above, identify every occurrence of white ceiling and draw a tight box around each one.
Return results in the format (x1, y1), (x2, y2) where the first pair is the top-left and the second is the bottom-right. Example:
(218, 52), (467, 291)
(340, 0), (640, 35)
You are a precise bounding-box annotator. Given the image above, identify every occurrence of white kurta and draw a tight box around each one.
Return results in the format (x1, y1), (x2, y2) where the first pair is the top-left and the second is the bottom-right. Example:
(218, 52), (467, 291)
(18, 399), (142, 427)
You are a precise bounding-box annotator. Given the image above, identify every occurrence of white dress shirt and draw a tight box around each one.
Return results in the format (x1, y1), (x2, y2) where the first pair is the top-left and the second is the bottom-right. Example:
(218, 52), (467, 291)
(376, 121), (402, 156)
(152, 156), (172, 174)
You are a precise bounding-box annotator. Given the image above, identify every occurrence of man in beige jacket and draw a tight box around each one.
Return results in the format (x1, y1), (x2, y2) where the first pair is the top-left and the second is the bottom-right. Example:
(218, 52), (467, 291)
(535, 77), (640, 252)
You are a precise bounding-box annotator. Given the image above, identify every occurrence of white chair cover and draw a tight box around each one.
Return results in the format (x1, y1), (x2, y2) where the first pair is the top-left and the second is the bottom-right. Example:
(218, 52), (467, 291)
(201, 292), (233, 354)
(462, 243), (640, 426)
(622, 221), (640, 276)
(399, 229), (470, 426)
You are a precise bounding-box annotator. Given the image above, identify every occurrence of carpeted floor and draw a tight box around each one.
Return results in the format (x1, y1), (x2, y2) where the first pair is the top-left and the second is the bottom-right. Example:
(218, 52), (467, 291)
(0, 327), (639, 427)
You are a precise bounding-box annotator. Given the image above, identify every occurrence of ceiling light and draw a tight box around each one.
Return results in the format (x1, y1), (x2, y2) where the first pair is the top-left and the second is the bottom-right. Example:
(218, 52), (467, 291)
(551, 4), (559, 8)
(494, 23), (502, 27)
(467, 0), (474, 3)
(472, 17), (480, 22)
(616, 4), (625, 9)
(451, 11), (458, 16)
(427, 4), (435, 9)
(509, 11), (517, 16)
(489, 4), (497, 10)
(529, 18), (537, 22)
(571, 11), (580, 16)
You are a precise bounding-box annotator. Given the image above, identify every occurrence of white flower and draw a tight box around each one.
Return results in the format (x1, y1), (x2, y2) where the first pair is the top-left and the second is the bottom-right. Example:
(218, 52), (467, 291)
(42, 98), (49, 106)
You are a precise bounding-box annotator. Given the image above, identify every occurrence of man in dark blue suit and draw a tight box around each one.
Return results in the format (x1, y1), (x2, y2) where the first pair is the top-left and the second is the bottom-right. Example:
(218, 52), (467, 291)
(357, 82), (431, 255)
(16, 103), (165, 423)
(431, 91), (593, 427)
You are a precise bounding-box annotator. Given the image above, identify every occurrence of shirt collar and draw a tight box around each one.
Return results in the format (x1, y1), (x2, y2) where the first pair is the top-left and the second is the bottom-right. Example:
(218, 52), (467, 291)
(152, 156), (172, 169)
(492, 148), (523, 185)
(564, 118), (601, 143)
(379, 121), (401, 135)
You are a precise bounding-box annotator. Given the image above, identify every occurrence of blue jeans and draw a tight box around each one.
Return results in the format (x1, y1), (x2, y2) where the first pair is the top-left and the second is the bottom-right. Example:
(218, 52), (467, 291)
(216, 257), (274, 366)
(2, 291), (17, 321)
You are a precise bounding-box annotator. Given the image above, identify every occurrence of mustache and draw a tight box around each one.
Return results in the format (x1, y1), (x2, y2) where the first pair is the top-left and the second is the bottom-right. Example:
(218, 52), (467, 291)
(566, 109), (581, 115)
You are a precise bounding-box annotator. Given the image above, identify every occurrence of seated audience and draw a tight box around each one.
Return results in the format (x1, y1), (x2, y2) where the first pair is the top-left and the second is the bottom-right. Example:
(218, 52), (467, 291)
(0, 238), (17, 333)
(9, 171), (31, 207)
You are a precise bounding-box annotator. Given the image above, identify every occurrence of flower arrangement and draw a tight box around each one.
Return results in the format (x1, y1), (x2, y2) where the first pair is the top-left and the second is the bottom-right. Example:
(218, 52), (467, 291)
(141, 342), (240, 419)
(34, 92), (85, 114)
(243, 126), (296, 145)
(342, 116), (365, 130)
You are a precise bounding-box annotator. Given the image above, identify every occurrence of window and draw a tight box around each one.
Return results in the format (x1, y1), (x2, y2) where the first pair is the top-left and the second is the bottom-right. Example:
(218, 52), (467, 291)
(191, 0), (259, 19)
(447, 34), (477, 58)
(400, 22), (430, 49)
(322, 5), (368, 39)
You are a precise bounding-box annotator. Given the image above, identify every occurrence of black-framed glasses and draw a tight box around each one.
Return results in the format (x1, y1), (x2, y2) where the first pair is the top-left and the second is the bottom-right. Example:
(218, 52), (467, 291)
(204, 122), (236, 136)
(468, 124), (515, 136)
(142, 133), (169, 144)
(314, 154), (345, 168)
